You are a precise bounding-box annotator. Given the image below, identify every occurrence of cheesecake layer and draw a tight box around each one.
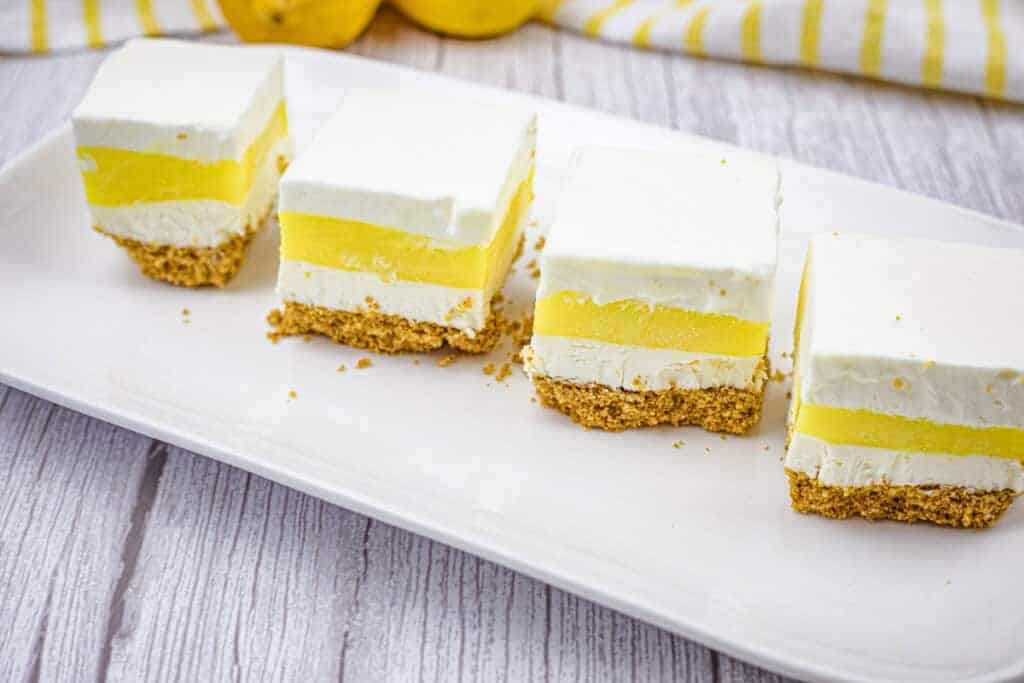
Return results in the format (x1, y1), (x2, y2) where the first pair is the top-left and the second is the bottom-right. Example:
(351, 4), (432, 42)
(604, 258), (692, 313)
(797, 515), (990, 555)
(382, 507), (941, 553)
(89, 137), (291, 248)
(533, 291), (768, 358)
(78, 101), (289, 207)
(526, 335), (765, 392)
(278, 261), (490, 332)
(279, 170), (532, 291)
(787, 432), (1024, 492)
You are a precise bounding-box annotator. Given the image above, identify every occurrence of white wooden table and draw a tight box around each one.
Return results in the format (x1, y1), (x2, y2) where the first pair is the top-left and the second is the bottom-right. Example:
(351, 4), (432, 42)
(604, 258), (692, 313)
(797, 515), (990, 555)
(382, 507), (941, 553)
(2, 10), (1021, 682)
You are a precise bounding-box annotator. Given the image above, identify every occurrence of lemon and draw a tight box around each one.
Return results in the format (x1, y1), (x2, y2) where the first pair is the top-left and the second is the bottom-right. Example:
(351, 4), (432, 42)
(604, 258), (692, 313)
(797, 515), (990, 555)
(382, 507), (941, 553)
(218, 0), (382, 48)
(391, 0), (538, 39)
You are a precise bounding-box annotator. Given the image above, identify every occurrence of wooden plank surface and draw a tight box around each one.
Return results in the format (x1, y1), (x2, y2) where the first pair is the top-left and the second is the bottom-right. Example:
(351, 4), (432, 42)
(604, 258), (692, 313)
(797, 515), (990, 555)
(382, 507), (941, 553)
(1, 9), (1021, 682)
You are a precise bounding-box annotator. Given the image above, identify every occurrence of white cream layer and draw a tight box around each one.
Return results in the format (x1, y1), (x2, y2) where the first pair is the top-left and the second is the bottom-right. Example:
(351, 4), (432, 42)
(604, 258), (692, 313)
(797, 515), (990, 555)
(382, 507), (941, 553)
(279, 89), (537, 245)
(796, 234), (1024, 430)
(540, 146), (780, 323)
(278, 260), (490, 333)
(802, 356), (1024, 430)
(536, 263), (773, 323)
(90, 138), (292, 248)
(73, 39), (286, 162)
(786, 432), (1024, 493)
(524, 335), (765, 392)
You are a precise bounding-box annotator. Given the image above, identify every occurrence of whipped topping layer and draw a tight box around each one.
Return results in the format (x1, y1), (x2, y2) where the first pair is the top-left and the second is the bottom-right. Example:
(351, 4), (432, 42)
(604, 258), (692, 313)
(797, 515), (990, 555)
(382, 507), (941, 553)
(72, 38), (285, 162)
(279, 89), (537, 246)
(797, 233), (1024, 429)
(540, 146), (780, 320)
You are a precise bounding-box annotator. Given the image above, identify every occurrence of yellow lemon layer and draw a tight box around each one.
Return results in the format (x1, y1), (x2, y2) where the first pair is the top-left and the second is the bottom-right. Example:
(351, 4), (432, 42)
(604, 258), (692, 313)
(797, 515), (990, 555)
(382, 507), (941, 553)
(794, 402), (1024, 462)
(533, 292), (770, 357)
(790, 248), (813, 421)
(77, 100), (289, 206)
(279, 168), (533, 291)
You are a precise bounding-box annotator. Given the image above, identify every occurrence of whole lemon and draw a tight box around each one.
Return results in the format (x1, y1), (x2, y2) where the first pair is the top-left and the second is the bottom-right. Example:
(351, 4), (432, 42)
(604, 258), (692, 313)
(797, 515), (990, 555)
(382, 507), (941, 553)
(391, 0), (538, 38)
(218, 0), (382, 48)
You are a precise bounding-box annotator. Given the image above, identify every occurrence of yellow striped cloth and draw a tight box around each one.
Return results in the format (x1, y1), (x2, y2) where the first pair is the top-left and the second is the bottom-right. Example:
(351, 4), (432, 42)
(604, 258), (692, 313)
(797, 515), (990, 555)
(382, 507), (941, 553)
(3, 0), (1020, 103)
(6, 0), (220, 52)
(544, 0), (1020, 101)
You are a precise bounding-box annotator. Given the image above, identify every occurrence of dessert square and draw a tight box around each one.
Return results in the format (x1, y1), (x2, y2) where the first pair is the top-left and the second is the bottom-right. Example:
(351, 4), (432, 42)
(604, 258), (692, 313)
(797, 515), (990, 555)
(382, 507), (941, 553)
(786, 233), (1024, 528)
(523, 146), (780, 433)
(72, 38), (292, 287)
(269, 89), (536, 353)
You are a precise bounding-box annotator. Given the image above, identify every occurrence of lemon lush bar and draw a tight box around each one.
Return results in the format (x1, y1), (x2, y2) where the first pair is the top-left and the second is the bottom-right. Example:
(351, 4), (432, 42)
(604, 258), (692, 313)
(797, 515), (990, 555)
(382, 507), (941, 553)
(523, 146), (780, 433)
(786, 233), (1024, 528)
(72, 38), (292, 287)
(271, 89), (536, 353)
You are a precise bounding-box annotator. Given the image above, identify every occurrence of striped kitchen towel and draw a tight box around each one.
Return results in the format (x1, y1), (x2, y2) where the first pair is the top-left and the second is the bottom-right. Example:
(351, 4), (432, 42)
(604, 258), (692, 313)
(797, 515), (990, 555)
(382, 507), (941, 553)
(543, 0), (1021, 101)
(3, 0), (1021, 103)
(2, 0), (222, 52)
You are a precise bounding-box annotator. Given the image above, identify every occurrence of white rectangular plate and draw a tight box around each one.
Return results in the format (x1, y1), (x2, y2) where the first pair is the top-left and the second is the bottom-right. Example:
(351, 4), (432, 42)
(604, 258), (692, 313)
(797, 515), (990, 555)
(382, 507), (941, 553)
(3, 46), (1024, 683)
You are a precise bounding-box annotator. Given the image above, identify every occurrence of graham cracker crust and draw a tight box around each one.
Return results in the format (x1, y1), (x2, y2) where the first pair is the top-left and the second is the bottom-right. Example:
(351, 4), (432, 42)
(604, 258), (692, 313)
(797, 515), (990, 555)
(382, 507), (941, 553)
(786, 469), (1017, 529)
(267, 300), (503, 354)
(531, 372), (767, 434)
(96, 224), (256, 288)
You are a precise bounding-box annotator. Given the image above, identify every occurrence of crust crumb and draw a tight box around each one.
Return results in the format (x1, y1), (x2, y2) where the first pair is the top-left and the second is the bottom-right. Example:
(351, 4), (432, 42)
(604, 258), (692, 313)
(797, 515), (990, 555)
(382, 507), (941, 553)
(786, 469), (1017, 529)
(672, 440), (685, 449)
(438, 355), (457, 368)
(501, 314), (534, 359)
(482, 363), (496, 376)
(356, 357), (373, 369)
(512, 232), (526, 263)
(444, 296), (474, 323)
(533, 235), (546, 251)
(532, 370), (767, 434)
(495, 363), (513, 382)
(288, 390), (297, 399)
(337, 364), (347, 373)
(95, 223), (258, 288)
